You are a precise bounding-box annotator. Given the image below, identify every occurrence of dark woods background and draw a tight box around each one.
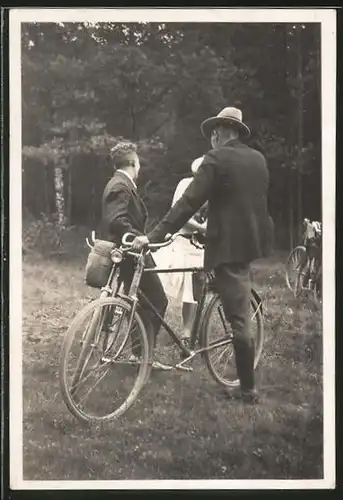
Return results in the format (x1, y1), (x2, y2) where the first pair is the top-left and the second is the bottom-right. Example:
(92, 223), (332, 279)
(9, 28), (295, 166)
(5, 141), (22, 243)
(22, 22), (321, 251)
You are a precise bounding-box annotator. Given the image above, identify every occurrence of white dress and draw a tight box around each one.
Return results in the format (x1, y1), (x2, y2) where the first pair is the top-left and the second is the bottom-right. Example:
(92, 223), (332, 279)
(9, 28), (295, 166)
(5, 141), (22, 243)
(154, 177), (204, 304)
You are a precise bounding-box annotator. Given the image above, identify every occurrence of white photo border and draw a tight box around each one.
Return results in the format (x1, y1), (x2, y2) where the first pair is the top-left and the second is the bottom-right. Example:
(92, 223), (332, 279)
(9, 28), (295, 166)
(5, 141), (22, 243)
(9, 7), (336, 490)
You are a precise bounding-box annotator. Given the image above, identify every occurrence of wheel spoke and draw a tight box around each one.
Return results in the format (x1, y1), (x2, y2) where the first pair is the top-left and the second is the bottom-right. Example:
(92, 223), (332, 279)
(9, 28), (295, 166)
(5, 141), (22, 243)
(60, 298), (150, 422)
(70, 358), (110, 394)
(286, 246), (307, 293)
(217, 305), (230, 335)
(202, 293), (263, 388)
(210, 342), (233, 368)
(75, 365), (111, 407)
(219, 347), (232, 377)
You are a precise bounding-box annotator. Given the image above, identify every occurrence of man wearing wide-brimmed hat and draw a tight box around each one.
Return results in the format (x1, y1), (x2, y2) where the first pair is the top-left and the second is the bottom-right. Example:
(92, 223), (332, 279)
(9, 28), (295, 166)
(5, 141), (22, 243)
(200, 106), (251, 142)
(132, 107), (274, 403)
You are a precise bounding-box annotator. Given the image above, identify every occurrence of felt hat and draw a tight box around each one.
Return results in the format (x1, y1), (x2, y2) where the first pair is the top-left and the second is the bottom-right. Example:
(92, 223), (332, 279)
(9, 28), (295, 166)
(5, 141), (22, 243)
(200, 107), (250, 139)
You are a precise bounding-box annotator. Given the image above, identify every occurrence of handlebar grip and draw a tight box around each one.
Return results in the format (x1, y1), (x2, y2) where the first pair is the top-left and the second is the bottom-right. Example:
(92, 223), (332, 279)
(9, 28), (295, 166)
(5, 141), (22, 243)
(86, 230), (97, 249)
(122, 232), (177, 249)
(122, 232), (138, 246)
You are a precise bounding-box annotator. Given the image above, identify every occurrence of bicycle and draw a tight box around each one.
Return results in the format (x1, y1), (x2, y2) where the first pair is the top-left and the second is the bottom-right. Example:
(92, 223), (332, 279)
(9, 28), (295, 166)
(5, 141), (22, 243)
(59, 232), (264, 423)
(285, 219), (322, 305)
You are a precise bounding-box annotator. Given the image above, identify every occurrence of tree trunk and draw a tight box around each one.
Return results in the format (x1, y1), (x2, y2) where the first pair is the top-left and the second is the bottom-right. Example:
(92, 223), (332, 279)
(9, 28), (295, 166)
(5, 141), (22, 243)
(53, 165), (65, 227)
(91, 178), (96, 228)
(66, 167), (72, 226)
(130, 102), (138, 140)
(297, 25), (304, 241)
(44, 166), (50, 215)
(289, 167), (294, 250)
(285, 23), (294, 250)
(315, 29), (321, 100)
(128, 81), (139, 141)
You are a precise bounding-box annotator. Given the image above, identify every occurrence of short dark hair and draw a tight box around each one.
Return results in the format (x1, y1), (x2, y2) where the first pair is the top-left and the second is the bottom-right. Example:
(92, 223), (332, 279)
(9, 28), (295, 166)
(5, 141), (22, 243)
(110, 141), (138, 169)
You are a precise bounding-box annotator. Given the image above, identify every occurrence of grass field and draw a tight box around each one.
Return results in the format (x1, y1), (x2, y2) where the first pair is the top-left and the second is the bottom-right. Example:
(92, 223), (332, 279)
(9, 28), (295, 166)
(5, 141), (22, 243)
(21, 251), (323, 481)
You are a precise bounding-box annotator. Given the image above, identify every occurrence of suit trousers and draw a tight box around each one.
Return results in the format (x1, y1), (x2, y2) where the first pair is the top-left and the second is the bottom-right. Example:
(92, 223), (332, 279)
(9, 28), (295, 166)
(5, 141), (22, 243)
(214, 263), (252, 341)
(120, 254), (168, 349)
(214, 262), (255, 391)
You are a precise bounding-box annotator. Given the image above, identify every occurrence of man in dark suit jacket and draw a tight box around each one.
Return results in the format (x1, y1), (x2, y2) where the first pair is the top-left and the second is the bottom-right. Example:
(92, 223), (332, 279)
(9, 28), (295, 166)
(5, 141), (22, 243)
(102, 141), (170, 370)
(132, 107), (274, 402)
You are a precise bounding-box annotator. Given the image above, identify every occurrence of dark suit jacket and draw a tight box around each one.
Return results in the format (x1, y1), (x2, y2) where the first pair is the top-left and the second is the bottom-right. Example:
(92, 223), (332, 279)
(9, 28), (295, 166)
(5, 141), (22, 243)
(148, 139), (274, 270)
(102, 171), (148, 246)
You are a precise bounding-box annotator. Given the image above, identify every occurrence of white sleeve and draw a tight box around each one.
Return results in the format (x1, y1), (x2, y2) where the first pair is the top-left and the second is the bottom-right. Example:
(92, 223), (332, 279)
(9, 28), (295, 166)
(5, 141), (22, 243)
(172, 178), (193, 207)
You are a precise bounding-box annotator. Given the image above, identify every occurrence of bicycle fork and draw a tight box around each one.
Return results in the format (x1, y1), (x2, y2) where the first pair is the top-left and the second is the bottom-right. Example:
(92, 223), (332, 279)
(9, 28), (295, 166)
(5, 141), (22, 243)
(299, 258), (316, 292)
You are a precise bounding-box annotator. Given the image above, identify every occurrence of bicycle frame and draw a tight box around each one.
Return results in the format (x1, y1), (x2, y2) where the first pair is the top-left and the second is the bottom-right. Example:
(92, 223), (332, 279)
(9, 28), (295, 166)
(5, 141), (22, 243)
(298, 240), (322, 294)
(108, 251), (210, 363)
(139, 268), (209, 353)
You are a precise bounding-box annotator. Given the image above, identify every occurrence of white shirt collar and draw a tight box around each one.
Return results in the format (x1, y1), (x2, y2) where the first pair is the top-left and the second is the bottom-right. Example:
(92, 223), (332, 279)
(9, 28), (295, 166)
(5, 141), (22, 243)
(116, 169), (137, 190)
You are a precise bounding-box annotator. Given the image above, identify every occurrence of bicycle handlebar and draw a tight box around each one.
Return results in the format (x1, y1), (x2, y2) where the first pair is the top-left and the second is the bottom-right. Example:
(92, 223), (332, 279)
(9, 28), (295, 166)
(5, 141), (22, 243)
(85, 230), (204, 253)
(121, 232), (185, 250)
(85, 230), (96, 249)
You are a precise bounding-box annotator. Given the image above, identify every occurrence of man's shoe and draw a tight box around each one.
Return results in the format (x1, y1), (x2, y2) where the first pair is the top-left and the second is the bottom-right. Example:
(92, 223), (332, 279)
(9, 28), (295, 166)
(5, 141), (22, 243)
(226, 387), (259, 404)
(180, 337), (192, 359)
(241, 389), (259, 404)
(181, 337), (191, 349)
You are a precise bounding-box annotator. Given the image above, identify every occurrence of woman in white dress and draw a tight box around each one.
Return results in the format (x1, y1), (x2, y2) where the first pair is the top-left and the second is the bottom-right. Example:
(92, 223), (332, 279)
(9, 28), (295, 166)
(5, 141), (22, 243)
(154, 156), (207, 348)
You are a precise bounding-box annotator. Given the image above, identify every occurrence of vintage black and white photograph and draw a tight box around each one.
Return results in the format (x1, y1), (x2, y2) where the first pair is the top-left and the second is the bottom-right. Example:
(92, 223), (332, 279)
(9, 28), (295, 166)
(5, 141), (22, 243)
(9, 8), (336, 489)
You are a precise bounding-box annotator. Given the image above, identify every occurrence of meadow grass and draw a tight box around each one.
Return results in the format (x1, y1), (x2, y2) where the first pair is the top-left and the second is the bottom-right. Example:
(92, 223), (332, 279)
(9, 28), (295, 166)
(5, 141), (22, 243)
(21, 252), (323, 480)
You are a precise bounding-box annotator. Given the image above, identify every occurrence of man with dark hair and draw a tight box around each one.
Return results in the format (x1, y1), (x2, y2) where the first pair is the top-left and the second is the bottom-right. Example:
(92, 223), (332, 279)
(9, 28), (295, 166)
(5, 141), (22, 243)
(132, 108), (274, 402)
(102, 141), (170, 370)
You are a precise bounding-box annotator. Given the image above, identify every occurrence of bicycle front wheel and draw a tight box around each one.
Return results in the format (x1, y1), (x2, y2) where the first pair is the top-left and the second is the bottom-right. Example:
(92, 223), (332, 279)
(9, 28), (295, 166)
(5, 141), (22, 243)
(199, 293), (264, 388)
(59, 297), (150, 423)
(285, 246), (306, 295)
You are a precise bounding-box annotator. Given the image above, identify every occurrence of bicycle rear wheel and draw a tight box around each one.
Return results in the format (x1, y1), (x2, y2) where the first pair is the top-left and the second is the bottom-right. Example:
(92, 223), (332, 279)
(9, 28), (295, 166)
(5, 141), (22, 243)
(199, 292), (264, 388)
(310, 264), (322, 307)
(285, 245), (307, 295)
(59, 297), (150, 423)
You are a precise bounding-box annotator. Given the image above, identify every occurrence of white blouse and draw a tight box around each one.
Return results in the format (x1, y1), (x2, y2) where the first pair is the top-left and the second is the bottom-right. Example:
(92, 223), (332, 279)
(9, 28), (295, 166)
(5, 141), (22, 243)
(172, 177), (193, 206)
(171, 178), (194, 235)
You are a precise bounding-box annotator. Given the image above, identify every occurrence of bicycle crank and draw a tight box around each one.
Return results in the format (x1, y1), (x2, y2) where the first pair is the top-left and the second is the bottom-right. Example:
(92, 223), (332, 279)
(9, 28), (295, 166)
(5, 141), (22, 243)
(175, 363), (194, 372)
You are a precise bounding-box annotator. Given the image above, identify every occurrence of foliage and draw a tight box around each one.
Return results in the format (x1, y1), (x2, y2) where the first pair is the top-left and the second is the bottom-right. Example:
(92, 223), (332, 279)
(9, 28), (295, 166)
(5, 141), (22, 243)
(23, 213), (82, 257)
(21, 22), (321, 248)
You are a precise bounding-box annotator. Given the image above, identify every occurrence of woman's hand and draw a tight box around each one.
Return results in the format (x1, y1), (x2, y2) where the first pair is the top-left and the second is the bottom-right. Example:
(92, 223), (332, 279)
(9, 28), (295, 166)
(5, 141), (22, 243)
(199, 221), (207, 235)
(184, 217), (207, 234)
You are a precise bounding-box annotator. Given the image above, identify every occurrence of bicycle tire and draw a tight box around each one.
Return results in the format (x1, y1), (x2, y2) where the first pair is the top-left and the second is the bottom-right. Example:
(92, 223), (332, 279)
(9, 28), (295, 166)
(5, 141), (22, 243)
(311, 263), (322, 307)
(285, 245), (307, 294)
(59, 297), (150, 423)
(199, 292), (264, 388)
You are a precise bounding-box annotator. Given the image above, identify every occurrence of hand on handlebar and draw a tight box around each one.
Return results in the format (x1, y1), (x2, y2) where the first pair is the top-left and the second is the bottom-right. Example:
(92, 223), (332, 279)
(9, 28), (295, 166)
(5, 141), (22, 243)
(122, 231), (179, 251)
(131, 235), (150, 251)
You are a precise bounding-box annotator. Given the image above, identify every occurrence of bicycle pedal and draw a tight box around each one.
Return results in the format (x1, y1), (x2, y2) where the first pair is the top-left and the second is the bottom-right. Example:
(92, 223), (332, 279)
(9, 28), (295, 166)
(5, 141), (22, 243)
(100, 356), (114, 363)
(151, 360), (173, 371)
(175, 364), (193, 372)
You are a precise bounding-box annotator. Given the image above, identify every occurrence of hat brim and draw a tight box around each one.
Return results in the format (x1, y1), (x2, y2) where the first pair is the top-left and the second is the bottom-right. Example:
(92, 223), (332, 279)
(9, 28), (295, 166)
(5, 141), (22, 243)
(201, 116), (250, 139)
